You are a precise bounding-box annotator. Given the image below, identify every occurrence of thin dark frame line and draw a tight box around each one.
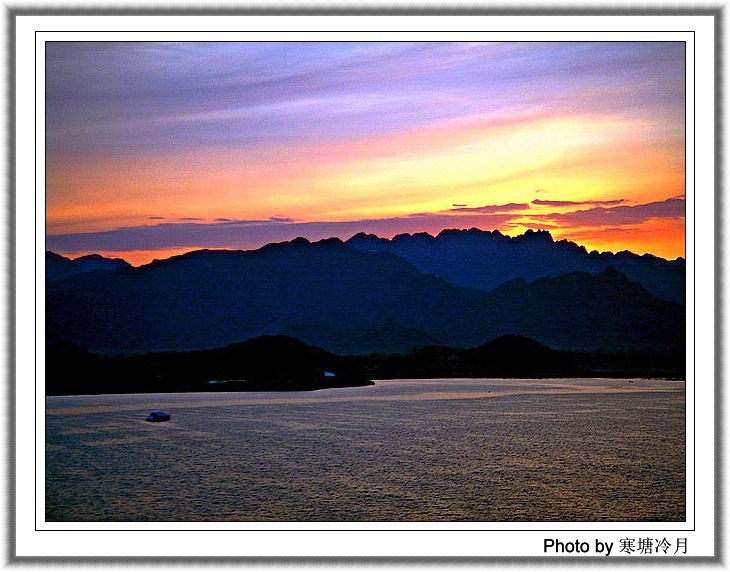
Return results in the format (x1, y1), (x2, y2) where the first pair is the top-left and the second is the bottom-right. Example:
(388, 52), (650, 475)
(37, 31), (699, 34)
(10, 7), (723, 16)
(34, 32), (696, 538)
(713, 8), (724, 562)
(34, 28), (37, 540)
(37, 526), (697, 532)
(6, 5), (16, 566)
(692, 29), (696, 540)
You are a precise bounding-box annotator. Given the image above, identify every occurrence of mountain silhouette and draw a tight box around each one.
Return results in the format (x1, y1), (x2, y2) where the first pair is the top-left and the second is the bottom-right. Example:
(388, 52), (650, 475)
(46, 331), (684, 396)
(46, 251), (131, 281)
(46, 335), (371, 395)
(478, 266), (684, 351)
(461, 334), (582, 376)
(283, 319), (441, 355)
(346, 228), (685, 303)
(46, 239), (485, 354)
(46, 237), (684, 355)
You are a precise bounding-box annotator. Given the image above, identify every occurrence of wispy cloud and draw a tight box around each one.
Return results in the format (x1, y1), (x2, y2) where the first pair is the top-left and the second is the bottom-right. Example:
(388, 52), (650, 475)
(532, 199), (625, 207)
(46, 42), (685, 161)
(46, 213), (518, 253)
(45, 41), (686, 261)
(534, 197), (684, 227)
(509, 221), (559, 230)
(446, 203), (530, 213)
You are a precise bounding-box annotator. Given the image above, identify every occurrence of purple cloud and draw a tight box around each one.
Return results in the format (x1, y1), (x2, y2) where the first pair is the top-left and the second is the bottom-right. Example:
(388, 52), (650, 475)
(447, 202), (530, 213)
(46, 42), (685, 162)
(535, 197), (684, 226)
(46, 213), (518, 254)
(509, 221), (559, 230)
(532, 199), (625, 207)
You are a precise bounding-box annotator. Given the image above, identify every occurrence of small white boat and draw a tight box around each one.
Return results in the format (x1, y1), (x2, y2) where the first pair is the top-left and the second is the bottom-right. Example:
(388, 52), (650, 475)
(146, 410), (171, 422)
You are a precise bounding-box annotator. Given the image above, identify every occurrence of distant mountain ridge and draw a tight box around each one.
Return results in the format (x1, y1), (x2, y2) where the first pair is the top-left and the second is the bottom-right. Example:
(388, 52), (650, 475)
(346, 228), (685, 304)
(46, 229), (684, 303)
(46, 235), (684, 355)
(46, 251), (131, 281)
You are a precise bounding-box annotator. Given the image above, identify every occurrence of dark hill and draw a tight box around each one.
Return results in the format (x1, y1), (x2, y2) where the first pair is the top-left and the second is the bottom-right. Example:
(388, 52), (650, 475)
(46, 239), (486, 354)
(478, 267), (684, 351)
(46, 251), (131, 281)
(355, 335), (586, 379)
(460, 335), (583, 377)
(47, 333), (684, 396)
(46, 335), (371, 395)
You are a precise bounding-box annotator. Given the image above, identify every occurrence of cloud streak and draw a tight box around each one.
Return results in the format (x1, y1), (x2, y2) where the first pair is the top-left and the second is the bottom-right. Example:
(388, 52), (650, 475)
(46, 196), (685, 255)
(45, 41), (686, 261)
(532, 199), (625, 207)
(533, 197), (685, 227)
(46, 213), (517, 253)
(446, 203), (530, 213)
(46, 42), (685, 161)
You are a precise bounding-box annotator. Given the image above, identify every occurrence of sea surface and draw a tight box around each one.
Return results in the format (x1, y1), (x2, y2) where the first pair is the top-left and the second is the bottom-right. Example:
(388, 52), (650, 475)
(46, 378), (685, 522)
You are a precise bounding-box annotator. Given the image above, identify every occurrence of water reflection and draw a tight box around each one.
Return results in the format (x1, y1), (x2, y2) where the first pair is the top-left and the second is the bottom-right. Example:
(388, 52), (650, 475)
(46, 378), (685, 522)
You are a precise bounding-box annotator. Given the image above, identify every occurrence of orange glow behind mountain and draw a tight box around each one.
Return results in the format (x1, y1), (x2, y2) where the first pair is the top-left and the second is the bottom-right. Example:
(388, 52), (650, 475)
(45, 42), (685, 263)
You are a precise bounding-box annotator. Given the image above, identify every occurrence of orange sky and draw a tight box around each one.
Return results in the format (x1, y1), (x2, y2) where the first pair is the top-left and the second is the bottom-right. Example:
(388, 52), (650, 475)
(45, 42), (685, 264)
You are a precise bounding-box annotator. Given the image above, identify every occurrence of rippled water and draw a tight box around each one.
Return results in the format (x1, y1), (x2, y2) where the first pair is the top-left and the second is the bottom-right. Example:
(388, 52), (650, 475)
(46, 378), (685, 522)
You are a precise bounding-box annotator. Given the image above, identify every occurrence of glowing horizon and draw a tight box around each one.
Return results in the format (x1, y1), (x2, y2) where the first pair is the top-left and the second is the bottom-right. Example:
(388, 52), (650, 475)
(50, 222), (685, 268)
(46, 41), (685, 263)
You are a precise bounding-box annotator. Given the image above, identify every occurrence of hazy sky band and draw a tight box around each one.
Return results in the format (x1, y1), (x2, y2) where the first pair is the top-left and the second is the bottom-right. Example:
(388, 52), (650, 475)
(45, 41), (685, 263)
(46, 41), (684, 158)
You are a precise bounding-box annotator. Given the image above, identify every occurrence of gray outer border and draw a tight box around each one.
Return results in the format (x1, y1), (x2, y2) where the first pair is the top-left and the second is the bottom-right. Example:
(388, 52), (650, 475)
(8, 6), (721, 565)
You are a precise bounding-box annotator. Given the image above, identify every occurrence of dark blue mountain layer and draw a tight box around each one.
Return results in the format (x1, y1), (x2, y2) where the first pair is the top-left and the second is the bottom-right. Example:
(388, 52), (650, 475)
(46, 251), (131, 281)
(46, 237), (684, 355)
(346, 228), (685, 304)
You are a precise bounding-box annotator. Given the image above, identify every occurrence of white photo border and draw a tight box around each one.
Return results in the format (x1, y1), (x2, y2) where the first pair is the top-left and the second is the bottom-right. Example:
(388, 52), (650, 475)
(12, 10), (718, 560)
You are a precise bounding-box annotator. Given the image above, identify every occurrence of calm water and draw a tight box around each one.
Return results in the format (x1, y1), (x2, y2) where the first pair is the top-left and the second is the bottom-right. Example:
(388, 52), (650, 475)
(46, 378), (685, 522)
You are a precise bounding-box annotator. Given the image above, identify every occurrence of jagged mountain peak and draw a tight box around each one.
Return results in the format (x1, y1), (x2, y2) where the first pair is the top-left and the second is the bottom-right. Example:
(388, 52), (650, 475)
(344, 229), (683, 303)
(46, 250), (131, 281)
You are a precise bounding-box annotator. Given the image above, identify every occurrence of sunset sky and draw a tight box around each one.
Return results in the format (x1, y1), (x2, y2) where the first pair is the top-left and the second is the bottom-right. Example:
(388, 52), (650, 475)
(45, 41), (685, 266)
